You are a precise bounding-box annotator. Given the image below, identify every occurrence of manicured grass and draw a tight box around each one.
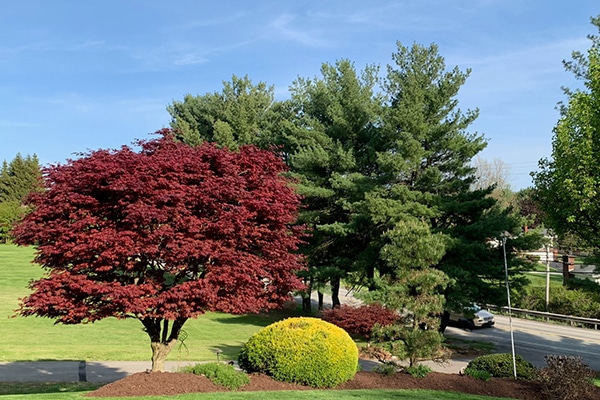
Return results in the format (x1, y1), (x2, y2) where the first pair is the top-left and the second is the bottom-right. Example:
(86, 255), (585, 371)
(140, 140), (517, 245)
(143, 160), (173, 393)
(0, 244), (301, 362)
(0, 382), (103, 395)
(0, 387), (526, 400)
(445, 337), (495, 353)
(523, 271), (563, 288)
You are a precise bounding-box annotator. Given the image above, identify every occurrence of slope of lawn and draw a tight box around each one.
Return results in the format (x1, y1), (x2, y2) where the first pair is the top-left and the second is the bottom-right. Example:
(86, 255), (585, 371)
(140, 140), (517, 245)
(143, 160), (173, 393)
(0, 244), (298, 362)
(1, 244), (532, 400)
(523, 270), (563, 288)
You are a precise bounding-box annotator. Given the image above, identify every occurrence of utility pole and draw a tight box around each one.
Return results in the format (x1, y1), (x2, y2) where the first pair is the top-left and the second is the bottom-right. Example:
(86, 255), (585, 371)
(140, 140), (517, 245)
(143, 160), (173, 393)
(502, 235), (517, 380)
(545, 244), (550, 314)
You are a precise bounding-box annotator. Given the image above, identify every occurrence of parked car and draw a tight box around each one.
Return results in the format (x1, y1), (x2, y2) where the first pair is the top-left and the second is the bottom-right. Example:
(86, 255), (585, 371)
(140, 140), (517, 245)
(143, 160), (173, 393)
(449, 304), (495, 330)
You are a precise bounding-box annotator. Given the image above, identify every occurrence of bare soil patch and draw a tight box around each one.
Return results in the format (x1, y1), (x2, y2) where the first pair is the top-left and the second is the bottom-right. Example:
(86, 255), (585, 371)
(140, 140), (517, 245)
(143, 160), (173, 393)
(85, 369), (600, 399)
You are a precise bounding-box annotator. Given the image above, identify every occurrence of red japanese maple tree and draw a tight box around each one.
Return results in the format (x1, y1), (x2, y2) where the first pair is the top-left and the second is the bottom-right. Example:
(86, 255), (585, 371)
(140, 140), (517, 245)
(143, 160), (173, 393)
(13, 130), (305, 371)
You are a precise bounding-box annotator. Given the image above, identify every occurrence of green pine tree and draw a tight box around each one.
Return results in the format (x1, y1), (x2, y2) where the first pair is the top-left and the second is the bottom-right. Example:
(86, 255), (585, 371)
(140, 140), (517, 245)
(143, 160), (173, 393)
(0, 153), (42, 242)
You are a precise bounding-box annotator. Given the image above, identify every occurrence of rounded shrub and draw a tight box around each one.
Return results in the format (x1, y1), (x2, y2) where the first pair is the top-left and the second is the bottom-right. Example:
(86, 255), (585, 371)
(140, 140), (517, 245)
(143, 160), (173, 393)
(182, 362), (249, 390)
(238, 316), (359, 387)
(466, 353), (536, 380)
(537, 355), (595, 400)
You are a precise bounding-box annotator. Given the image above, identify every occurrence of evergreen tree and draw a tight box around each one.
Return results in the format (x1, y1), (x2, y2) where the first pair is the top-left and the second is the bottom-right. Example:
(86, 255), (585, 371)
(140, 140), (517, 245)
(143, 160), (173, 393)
(284, 59), (383, 307)
(0, 201), (24, 243)
(0, 153), (42, 242)
(377, 42), (539, 318)
(167, 75), (277, 150)
(0, 153), (42, 203)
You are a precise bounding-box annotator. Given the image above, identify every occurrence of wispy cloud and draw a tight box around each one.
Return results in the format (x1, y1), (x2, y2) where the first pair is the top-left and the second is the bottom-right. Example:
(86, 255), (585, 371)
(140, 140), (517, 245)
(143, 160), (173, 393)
(115, 97), (166, 115)
(19, 92), (94, 114)
(449, 37), (589, 101)
(306, 2), (460, 33)
(264, 14), (334, 48)
(167, 12), (248, 31)
(172, 53), (208, 66)
(0, 119), (39, 128)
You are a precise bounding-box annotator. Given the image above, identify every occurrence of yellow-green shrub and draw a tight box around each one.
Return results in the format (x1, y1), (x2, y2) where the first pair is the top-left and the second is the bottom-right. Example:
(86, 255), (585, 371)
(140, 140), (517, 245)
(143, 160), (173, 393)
(238, 317), (358, 387)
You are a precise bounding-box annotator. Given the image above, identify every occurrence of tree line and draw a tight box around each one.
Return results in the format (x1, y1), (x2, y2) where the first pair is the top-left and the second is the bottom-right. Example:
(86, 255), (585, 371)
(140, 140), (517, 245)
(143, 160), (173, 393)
(168, 41), (540, 317)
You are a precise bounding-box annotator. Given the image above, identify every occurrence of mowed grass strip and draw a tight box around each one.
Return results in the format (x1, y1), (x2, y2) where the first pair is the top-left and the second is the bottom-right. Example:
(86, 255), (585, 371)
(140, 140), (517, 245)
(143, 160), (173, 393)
(523, 271), (563, 288)
(0, 382), (103, 395)
(0, 388), (525, 400)
(0, 244), (297, 362)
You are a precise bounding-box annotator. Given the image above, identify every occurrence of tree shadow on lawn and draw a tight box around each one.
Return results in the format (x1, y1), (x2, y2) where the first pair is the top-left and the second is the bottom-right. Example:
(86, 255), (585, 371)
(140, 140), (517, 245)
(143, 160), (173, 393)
(0, 360), (126, 394)
(195, 343), (247, 363)
(211, 308), (313, 327)
(0, 380), (102, 396)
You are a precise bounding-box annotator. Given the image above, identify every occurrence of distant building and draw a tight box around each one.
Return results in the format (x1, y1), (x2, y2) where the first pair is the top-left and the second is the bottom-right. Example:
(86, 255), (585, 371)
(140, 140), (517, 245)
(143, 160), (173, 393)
(571, 264), (600, 285)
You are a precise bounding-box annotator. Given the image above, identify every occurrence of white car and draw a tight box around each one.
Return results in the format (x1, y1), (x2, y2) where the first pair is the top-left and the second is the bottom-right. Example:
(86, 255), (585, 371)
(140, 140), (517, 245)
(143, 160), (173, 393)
(449, 304), (495, 330)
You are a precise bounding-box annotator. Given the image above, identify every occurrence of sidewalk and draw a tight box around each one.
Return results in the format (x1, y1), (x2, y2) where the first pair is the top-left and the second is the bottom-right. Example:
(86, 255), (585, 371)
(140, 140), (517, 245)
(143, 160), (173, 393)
(0, 358), (470, 383)
(0, 361), (199, 383)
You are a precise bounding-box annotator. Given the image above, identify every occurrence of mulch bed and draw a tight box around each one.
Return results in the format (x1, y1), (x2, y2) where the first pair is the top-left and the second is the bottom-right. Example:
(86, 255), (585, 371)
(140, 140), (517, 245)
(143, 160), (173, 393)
(84, 369), (600, 399)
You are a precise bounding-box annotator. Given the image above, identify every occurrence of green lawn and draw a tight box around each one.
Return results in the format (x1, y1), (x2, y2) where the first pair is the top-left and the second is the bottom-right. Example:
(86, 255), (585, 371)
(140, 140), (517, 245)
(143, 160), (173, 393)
(523, 271), (563, 288)
(0, 244), (529, 400)
(0, 244), (300, 362)
(0, 386), (525, 400)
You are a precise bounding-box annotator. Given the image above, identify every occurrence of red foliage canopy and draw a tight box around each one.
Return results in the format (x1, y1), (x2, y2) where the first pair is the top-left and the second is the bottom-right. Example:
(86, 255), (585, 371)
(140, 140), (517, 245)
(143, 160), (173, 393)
(319, 304), (401, 339)
(13, 130), (305, 324)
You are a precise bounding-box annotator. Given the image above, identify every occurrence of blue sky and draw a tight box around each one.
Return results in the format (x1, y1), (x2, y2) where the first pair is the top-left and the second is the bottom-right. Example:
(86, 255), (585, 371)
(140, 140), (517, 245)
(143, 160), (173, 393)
(1, 1), (598, 190)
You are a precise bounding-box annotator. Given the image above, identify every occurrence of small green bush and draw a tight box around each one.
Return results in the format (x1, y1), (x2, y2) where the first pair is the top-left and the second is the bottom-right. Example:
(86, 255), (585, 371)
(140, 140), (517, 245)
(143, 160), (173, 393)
(182, 362), (250, 390)
(466, 353), (536, 380)
(373, 363), (397, 376)
(238, 317), (358, 387)
(405, 364), (432, 378)
(536, 355), (595, 400)
(370, 323), (445, 367)
(463, 366), (491, 381)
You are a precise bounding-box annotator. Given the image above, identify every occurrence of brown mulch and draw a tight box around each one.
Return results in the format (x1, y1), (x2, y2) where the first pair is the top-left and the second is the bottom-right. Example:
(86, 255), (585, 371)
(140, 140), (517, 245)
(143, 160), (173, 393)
(84, 369), (600, 399)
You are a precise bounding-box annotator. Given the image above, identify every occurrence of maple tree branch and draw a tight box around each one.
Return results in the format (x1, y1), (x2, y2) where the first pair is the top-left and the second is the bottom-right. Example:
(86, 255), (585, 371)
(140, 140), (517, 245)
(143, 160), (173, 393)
(141, 317), (160, 342)
(168, 317), (187, 343)
(161, 319), (169, 343)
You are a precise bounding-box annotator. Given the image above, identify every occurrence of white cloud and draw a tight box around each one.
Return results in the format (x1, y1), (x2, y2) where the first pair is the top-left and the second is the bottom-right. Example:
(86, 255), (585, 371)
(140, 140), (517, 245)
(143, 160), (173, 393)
(173, 53), (208, 66)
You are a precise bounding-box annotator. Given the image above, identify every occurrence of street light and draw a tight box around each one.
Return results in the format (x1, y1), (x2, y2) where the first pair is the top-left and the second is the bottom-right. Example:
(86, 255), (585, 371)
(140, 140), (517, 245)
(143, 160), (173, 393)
(502, 234), (517, 379)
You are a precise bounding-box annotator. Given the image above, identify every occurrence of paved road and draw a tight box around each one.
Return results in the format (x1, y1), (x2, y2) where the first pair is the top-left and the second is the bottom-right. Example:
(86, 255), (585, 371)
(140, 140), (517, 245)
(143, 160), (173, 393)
(445, 314), (600, 369)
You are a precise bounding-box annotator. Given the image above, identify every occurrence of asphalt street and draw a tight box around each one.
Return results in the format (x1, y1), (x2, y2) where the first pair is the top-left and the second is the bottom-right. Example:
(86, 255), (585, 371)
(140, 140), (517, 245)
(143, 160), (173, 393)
(449, 314), (600, 370)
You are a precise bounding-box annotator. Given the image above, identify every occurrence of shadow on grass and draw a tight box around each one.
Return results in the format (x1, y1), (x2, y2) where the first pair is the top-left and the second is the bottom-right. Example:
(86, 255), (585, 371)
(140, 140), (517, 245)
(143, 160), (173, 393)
(0, 360), (130, 390)
(200, 343), (248, 362)
(0, 381), (103, 396)
(211, 307), (315, 327)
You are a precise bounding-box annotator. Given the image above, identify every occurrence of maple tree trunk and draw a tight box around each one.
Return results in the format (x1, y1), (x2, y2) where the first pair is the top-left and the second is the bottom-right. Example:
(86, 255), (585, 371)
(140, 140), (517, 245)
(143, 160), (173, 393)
(142, 317), (187, 372)
(150, 340), (177, 372)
